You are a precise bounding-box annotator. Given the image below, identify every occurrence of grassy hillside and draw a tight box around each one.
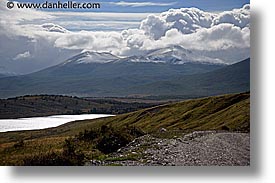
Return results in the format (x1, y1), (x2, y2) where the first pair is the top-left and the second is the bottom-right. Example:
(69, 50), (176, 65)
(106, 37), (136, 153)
(0, 92), (249, 165)
(80, 92), (250, 133)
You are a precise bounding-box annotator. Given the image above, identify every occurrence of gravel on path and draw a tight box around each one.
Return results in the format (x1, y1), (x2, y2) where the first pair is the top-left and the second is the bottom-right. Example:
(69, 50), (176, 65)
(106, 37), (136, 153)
(87, 131), (250, 166)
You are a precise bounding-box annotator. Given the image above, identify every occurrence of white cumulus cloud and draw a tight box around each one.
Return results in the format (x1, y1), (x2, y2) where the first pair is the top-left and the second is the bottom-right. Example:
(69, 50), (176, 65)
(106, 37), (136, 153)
(140, 5), (249, 40)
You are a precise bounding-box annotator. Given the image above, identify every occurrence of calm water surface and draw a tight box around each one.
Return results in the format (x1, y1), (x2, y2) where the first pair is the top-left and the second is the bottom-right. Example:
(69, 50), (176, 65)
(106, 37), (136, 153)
(0, 114), (113, 132)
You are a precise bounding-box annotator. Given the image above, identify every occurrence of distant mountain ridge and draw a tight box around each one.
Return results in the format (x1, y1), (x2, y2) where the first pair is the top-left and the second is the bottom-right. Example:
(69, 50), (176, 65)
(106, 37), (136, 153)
(0, 46), (249, 98)
(0, 67), (17, 78)
(62, 46), (226, 65)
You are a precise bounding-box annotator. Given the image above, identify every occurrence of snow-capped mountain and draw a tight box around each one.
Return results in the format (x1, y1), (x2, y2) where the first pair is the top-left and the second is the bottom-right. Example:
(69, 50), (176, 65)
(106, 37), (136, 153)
(0, 57), (249, 98)
(145, 46), (225, 64)
(1, 45), (246, 98)
(115, 46), (226, 64)
(64, 46), (225, 65)
(63, 51), (120, 65)
(0, 44), (249, 98)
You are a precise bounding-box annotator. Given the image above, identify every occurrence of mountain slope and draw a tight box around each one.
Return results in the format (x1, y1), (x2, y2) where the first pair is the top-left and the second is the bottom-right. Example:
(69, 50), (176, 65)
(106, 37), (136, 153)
(87, 92), (250, 133)
(0, 53), (225, 98)
(125, 58), (250, 96)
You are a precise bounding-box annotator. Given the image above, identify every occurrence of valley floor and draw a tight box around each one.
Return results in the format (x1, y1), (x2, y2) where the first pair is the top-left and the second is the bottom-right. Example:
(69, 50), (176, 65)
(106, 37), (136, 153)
(88, 131), (250, 166)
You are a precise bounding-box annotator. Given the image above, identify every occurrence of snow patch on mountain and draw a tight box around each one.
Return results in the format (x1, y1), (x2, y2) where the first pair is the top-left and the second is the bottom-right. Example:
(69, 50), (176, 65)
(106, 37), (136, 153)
(114, 46), (226, 64)
(63, 51), (120, 65)
(63, 46), (226, 66)
(146, 46), (225, 64)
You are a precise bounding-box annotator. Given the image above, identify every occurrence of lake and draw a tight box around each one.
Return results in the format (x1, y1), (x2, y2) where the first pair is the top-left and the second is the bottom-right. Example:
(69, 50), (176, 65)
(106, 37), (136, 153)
(0, 114), (113, 132)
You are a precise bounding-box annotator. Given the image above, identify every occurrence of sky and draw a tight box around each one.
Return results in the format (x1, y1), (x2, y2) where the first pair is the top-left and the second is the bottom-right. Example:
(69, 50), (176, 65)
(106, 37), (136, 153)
(0, 0), (250, 74)
(14, 0), (250, 12)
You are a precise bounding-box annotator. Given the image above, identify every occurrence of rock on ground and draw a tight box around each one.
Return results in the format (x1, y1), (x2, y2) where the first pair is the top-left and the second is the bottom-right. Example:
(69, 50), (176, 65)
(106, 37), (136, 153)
(87, 131), (250, 166)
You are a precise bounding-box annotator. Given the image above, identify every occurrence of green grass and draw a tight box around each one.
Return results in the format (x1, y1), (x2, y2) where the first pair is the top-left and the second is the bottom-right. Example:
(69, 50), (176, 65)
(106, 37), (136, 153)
(79, 92), (250, 134)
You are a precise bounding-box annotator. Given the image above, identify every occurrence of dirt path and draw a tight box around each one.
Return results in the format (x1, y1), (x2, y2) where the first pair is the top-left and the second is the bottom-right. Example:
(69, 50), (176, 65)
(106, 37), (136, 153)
(88, 131), (250, 166)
